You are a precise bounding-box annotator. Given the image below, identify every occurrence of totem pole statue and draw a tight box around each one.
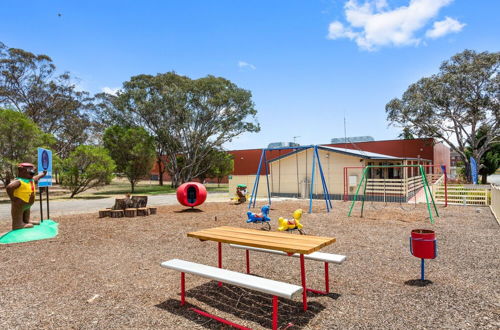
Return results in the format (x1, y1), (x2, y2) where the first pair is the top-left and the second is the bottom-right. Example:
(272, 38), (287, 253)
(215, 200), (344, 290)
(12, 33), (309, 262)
(6, 163), (47, 230)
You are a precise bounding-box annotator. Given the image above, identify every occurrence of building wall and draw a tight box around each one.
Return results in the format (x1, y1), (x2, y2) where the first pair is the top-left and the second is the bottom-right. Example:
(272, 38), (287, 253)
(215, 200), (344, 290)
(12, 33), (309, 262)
(433, 142), (451, 172)
(228, 175), (269, 198)
(268, 148), (365, 197)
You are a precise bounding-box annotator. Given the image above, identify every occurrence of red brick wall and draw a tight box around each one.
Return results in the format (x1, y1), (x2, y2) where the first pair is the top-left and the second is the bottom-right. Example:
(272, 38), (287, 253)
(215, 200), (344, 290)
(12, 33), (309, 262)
(229, 149), (293, 175)
(149, 156), (228, 183)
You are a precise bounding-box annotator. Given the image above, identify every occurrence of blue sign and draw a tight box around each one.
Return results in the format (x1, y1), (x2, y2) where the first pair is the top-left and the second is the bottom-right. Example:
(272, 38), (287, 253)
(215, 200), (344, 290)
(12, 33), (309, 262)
(37, 148), (53, 187)
(470, 156), (478, 185)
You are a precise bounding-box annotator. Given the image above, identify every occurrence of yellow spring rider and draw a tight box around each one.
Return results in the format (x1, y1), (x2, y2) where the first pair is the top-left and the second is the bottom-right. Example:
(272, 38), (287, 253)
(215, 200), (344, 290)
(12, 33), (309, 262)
(277, 209), (305, 235)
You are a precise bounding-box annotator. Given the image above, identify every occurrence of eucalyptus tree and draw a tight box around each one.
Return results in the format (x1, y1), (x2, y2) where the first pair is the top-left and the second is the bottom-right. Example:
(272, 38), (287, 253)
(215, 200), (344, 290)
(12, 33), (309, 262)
(386, 50), (500, 181)
(0, 42), (96, 159)
(99, 72), (259, 187)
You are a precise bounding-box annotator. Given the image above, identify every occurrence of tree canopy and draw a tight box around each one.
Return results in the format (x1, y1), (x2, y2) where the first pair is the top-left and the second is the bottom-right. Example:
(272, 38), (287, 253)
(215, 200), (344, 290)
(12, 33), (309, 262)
(99, 72), (259, 187)
(200, 149), (234, 186)
(386, 50), (500, 182)
(60, 145), (116, 198)
(0, 108), (53, 185)
(103, 125), (156, 192)
(0, 42), (97, 158)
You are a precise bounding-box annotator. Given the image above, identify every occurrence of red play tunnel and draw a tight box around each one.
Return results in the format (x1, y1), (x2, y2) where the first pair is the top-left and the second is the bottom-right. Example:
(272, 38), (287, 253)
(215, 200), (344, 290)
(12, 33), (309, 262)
(176, 182), (207, 207)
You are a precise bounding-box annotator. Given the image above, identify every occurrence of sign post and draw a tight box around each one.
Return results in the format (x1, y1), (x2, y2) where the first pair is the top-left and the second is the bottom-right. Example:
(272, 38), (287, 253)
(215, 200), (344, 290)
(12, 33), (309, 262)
(38, 148), (53, 221)
(470, 157), (478, 185)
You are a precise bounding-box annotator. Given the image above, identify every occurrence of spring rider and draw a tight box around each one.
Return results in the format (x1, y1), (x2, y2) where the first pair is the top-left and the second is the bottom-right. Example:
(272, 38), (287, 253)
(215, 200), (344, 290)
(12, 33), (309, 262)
(278, 209), (305, 234)
(410, 229), (437, 281)
(246, 205), (271, 230)
(235, 184), (248, 204)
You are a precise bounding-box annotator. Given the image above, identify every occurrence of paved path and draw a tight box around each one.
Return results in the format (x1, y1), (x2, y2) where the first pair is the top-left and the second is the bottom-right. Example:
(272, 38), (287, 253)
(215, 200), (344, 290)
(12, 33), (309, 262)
(0, 192), (231, 224)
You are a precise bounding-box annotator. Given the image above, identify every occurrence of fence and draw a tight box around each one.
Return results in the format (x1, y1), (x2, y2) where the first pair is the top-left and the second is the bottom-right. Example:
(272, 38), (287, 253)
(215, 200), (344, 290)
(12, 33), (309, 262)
(433, 184), (489, 206)
(363, 175), (425, 203)
(490, 185), (500, 224)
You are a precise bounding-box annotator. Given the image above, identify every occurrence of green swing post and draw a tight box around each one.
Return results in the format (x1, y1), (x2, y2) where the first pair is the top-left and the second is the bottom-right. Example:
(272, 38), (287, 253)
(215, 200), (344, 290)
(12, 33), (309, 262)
(418, 165), (435, 224)
(420, 165), (439, 219)
(348, 167), (369, 217)
(360, 167), (369, 218)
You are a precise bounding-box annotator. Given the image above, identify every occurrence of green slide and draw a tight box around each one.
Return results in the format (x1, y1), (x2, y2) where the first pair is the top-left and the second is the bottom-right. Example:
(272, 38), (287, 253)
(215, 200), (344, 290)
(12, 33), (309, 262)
(0, 220), (58, 244)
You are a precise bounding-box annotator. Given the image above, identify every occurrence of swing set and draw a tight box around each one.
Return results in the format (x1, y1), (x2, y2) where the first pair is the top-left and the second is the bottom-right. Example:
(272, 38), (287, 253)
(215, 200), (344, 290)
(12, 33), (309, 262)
(248, 145), (332, 213)
(347, 164), (440, 223)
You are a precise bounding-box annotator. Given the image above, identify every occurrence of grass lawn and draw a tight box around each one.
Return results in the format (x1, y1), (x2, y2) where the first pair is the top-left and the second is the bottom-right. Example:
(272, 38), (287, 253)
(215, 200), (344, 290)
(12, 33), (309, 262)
(0, 178), (229, 202)
(91, 179), (228, 196)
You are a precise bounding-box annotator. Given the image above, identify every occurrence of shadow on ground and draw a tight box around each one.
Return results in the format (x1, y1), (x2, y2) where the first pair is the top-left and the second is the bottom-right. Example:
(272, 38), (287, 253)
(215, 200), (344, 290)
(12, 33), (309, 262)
(306, 290), (341, 299)
(404, 279), (433, 287)
(156, 281), (325, 329)
(174, 208), (204, 213)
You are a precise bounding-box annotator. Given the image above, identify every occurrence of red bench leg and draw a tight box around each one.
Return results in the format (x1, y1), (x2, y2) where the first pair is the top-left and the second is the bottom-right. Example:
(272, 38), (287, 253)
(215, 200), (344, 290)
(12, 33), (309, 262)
(181, 272), (185, 306)
(190, 308), (252, 330)
(273, 295), (278, 330)
(325, 262), (330, 294)
(305, 262), (331, 295)
(218, 242), (222, 287)
(246, 250), (250, 274)
(300, 254), (307, 311)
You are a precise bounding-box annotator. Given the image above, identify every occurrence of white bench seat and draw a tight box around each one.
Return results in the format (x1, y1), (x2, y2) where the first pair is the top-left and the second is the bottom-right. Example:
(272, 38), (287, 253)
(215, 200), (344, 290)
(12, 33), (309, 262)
(161, 259), (302, 299)
(229, 244), (347, 264)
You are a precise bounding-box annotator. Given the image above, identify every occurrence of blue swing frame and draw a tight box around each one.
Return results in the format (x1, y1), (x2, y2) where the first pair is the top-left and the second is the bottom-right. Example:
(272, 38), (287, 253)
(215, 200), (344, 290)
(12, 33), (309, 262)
(248, 145), (333, 213)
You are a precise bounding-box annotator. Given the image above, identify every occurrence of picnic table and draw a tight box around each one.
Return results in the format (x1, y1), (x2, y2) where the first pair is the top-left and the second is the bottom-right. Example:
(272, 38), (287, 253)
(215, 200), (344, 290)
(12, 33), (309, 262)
(187, 225), (336, 311)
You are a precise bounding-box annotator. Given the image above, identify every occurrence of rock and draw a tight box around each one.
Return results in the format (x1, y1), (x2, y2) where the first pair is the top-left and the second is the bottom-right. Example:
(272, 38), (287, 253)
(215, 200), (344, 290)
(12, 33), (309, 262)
(87, 294), (100, 303)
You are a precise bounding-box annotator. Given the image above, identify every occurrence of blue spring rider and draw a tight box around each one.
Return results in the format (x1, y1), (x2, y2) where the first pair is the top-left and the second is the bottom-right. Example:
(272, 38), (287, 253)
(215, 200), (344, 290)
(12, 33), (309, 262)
(246, 205), (271, 230)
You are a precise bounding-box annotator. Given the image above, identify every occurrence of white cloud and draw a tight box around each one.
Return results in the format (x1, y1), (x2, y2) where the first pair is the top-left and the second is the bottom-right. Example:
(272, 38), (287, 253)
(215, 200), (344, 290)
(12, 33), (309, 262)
(101, 86), (120, 96)
(238, 61), (256, 70)
(327, 0), (464, 51)
(425, 16), (465, 39)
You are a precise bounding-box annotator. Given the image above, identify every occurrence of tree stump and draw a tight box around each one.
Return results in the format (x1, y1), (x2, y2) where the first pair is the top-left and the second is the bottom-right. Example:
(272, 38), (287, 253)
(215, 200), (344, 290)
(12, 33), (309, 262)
(98, 209), (110, 218)
(124, 208), (136, 217)
(110, 210), (124, 218)
(113, 198), (127, 210)
(132, 196), (148, 208)
(137, 208), (149, 216)
(148, 207), (157, 215)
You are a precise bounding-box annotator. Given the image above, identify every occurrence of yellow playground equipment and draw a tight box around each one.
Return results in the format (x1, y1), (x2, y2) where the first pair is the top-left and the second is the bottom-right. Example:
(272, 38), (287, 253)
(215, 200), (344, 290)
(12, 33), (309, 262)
(277, 209), (305, 234)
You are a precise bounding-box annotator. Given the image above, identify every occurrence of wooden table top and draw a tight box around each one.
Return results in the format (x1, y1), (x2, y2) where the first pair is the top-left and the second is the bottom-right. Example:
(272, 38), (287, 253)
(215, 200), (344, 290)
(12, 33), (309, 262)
(187, 226), (336, 254)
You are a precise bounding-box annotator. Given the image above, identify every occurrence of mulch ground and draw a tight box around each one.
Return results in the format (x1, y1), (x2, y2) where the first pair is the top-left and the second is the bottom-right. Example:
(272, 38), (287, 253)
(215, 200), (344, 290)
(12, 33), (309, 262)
(0, 200), (499, 329)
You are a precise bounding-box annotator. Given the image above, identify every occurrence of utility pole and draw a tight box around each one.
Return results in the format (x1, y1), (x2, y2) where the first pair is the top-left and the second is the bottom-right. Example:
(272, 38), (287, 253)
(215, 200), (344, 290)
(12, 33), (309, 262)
(293, 136), (300, 145)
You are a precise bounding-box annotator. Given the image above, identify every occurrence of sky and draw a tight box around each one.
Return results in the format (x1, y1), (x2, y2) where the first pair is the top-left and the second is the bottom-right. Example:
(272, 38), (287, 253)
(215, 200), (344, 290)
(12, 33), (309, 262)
(1, 0), (499, 150)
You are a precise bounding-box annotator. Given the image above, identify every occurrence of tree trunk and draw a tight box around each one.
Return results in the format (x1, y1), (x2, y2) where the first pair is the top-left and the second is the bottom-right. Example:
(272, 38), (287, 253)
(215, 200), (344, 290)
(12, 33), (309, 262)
(157, 157), (164, 186)
(171, 171), (183, 188)
(481, 173), (488, 184)
(131, 181), (135, 193)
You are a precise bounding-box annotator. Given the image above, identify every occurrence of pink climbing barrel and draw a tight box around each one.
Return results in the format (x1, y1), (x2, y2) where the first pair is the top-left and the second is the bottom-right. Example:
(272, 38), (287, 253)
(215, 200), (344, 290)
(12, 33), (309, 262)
(410, 229), (437, 259)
